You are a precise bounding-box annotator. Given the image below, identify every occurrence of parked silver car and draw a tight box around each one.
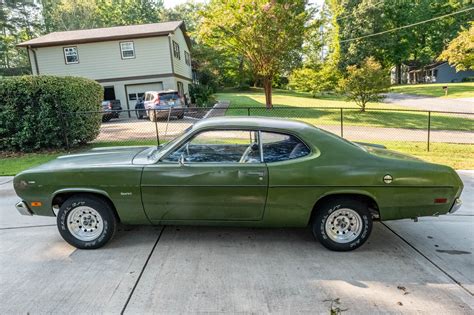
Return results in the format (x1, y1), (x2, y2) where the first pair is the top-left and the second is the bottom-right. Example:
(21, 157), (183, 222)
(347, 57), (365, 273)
(143, 90), (185, 121)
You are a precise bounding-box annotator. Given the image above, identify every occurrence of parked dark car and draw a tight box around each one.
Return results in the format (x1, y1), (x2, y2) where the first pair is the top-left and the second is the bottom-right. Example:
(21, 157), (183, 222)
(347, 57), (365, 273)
(142, 90), (185, 121)
(101, 100), (122, 122)
(134, 97), (146, 119)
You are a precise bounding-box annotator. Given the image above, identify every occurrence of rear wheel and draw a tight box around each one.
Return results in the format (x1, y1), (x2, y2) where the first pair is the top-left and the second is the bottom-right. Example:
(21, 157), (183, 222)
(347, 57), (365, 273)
(177, 112), (184, 119)
(57, 194), (117, 249)
(311, 198), (372, 251)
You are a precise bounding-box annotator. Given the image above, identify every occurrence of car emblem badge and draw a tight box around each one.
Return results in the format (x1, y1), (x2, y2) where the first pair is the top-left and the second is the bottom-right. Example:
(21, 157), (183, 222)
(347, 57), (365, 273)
(383, 174), (393, 184)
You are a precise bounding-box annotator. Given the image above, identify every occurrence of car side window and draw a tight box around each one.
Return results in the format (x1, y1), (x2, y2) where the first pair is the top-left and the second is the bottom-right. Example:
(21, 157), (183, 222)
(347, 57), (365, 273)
(163, 130), (261, 164)
(261, 132), (310, 163)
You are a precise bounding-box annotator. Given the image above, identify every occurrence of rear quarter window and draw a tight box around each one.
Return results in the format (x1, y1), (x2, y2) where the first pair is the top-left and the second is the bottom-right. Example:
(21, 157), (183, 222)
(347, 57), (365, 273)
(261, 132), (310, 163)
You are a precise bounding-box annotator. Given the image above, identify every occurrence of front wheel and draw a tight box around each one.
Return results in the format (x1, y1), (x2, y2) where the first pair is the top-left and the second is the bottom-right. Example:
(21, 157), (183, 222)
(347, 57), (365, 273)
(57, 194), (117, 249)
(311, 198), (372, 251)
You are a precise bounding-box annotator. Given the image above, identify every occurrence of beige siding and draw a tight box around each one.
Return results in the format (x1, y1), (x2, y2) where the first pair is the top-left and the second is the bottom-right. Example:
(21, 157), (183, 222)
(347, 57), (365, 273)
(170, 28), (192, 80)
(33, 36), (172, 80)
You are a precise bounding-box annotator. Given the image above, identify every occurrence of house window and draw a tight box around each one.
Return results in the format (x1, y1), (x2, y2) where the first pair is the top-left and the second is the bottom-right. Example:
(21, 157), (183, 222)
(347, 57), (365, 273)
(64, 47), (79, 64)
(172, 41), (180, 59)
(120, 41), (135, 59)
(184, 51), (191, 66)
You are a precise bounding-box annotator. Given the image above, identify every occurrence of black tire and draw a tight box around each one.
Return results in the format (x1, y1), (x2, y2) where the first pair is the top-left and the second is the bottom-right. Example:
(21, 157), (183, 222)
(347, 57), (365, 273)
(102, 115), (111, 122)
(57, 194), (118, 249)
(177, 112), (184, 119)
(311, 198), (372, 251)
(136, 110), (143, 119)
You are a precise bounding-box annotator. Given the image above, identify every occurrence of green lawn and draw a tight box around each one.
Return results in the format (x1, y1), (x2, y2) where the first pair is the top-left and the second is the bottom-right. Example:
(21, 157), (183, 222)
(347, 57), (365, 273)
(390, 82), (474, 98)
(217, 89), (473, 131)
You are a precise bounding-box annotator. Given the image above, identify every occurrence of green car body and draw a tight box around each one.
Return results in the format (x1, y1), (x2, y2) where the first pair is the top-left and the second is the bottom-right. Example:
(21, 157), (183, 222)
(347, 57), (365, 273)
(14, 117), (463, 229)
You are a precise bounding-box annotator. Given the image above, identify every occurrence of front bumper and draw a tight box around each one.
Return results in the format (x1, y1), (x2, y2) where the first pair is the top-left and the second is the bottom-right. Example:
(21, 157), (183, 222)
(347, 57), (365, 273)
(449, 198), (462, 214)
(15, 201), (33, 216)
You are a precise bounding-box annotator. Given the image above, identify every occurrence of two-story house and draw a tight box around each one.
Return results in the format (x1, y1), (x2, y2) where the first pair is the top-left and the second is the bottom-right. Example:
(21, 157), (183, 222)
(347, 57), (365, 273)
(17, 21), (193, 111)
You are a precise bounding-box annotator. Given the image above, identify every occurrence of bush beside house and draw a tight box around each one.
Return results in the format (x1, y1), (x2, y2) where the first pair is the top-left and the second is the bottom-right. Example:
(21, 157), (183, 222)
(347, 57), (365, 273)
(0, 75), (103, 152)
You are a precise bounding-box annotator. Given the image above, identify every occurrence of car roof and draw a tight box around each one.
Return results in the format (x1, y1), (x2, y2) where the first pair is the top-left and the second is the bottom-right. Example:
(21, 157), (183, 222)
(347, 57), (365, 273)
(144, 90), (178, 94)
(193, 116), (318, 133)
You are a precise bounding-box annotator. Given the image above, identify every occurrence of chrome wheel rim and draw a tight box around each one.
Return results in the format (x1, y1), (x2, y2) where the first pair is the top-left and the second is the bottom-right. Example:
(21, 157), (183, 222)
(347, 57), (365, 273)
(325, 208), (363, 243)
(67, 206), (104, 242)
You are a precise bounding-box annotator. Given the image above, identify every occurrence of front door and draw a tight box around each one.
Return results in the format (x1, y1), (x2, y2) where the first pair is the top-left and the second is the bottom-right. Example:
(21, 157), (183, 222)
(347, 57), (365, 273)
(141, 130), (268, 222)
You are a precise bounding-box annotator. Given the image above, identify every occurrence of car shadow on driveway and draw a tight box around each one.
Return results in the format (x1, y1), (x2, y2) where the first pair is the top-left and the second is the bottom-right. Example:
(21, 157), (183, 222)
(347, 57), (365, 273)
(1, 223), (473, 314)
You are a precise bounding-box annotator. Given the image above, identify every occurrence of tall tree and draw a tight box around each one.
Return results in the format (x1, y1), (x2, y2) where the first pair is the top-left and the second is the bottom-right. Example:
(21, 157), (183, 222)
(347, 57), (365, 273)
(336, 0), (472, 82)
(439, 23), (474, 71)
(0, 0), (41, 72)
(199, 0), (311, 108)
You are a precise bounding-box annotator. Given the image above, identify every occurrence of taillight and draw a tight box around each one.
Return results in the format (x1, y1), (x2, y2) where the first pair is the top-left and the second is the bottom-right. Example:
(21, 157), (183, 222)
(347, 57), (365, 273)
(154, 96), (160, 106)
(108, 102), (112, 109)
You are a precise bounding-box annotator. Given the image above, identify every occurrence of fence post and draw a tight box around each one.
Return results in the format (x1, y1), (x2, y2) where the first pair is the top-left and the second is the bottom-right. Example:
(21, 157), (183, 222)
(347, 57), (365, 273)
(58, 110), (70, 152)
(427, 111), (431, 152)
(154, 109), (160, 146)
(247, 107), (250, 116)
(340, 108), (344, 138)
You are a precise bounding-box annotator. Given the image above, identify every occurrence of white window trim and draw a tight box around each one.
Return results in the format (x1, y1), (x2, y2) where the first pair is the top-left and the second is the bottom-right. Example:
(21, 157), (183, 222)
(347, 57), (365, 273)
(120, 41), (135, 59)
(63, 47), (79, 64)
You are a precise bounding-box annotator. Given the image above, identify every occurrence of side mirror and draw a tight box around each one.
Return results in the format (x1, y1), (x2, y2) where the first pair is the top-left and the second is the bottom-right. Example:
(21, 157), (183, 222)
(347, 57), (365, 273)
(179, 154), (185, 166)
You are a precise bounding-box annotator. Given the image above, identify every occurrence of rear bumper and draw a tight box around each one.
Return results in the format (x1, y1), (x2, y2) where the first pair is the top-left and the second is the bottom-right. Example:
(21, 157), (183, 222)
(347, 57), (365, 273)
(15, 201), (33, 216)
(155, 108), (184, 117)
(449, 198), (462, 214)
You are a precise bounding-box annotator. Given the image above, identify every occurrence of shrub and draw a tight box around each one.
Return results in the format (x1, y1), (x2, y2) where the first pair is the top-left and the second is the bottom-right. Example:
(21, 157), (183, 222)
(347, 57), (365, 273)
(288, 64), (340, 96)
(0, 75), (103, 152)
(189, 84), (216, 107)
(338, 57), (390, 111)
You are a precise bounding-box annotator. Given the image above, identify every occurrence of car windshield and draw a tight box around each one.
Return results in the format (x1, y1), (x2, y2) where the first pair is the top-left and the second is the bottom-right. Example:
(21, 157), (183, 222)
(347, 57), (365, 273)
(159, 92), (180, 101)
(147, 126), (193, 160)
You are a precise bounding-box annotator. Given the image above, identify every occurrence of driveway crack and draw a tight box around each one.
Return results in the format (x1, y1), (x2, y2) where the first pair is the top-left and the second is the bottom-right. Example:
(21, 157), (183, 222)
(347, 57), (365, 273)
(381, 222), (473, 296)
(120, 226), (165, 314)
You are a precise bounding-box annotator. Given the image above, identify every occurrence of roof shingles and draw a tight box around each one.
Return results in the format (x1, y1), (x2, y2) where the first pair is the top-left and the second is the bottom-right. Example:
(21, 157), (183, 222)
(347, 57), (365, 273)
(18, 21), (184, 48)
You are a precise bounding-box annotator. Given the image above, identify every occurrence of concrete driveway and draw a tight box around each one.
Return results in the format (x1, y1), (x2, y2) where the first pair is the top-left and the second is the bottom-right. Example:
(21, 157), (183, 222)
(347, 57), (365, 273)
(0, 172), (473, 314)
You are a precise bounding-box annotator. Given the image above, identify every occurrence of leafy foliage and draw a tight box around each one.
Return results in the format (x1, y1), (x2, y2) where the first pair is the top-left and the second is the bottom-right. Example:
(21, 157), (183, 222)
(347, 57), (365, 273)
(189, 84), (216, 107)
(336, 1), (472, 75)
(0, 0), (41, 71)
(288, 65), (340, 96)
(338, 57), (390, 111)
(199, 0), (311, 108)
(0, 76), (103, 152)
(439, 23), (474, 71)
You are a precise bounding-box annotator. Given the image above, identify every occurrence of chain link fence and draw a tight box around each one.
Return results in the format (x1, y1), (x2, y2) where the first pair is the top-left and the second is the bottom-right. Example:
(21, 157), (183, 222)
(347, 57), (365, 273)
(63, 105), (473, 152)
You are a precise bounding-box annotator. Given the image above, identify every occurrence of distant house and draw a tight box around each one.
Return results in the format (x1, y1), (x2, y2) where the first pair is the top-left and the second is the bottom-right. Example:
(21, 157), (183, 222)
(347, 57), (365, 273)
(390, 61), (474, 84)
(17, 21), (193, 111)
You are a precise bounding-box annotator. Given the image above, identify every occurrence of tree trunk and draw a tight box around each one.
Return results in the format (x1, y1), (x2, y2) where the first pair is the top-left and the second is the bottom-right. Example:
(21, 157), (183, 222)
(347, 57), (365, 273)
(263, 77), (273, 109)
(238, 56), (244, 88)
(396, 64), (402, 85)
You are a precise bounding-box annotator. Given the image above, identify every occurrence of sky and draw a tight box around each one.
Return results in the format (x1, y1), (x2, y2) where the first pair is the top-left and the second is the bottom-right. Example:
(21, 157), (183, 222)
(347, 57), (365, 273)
(163, 0), (325, 9)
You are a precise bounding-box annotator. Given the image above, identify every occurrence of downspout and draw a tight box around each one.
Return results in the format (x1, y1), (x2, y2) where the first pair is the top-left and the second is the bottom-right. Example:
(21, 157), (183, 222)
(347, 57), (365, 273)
(30, 46), (40, 75)
(168, 33), (175, 89)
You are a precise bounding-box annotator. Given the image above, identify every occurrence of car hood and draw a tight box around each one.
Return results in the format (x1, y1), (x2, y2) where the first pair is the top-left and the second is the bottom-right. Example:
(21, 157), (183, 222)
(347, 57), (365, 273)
(25, 146), (149, 172)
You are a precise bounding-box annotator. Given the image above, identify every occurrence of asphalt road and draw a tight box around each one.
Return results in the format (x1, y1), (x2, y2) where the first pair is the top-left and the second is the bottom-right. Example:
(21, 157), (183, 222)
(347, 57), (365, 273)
(0, 172), (473, 314)
(384, 93), (474, 113)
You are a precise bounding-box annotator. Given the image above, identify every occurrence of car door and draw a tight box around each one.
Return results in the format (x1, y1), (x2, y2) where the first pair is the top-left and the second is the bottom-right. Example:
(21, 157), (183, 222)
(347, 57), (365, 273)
(141, 129), (268, 222)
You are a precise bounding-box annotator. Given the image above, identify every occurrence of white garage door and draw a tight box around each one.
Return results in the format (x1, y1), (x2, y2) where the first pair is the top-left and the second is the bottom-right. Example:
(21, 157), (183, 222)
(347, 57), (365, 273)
(126, 82), (164, 109)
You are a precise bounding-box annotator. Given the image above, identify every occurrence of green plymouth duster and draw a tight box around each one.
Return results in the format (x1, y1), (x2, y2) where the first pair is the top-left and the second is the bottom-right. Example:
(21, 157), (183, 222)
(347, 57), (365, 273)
(13, 117), (463, 251)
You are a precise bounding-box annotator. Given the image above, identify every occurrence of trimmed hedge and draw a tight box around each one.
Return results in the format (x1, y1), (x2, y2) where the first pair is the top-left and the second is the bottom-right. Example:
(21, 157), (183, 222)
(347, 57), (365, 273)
(0, 75), (103, 152)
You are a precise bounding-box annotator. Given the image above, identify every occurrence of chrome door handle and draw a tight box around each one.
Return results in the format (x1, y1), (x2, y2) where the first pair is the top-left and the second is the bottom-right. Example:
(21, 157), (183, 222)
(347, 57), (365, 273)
(246, 171), (265, 176)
